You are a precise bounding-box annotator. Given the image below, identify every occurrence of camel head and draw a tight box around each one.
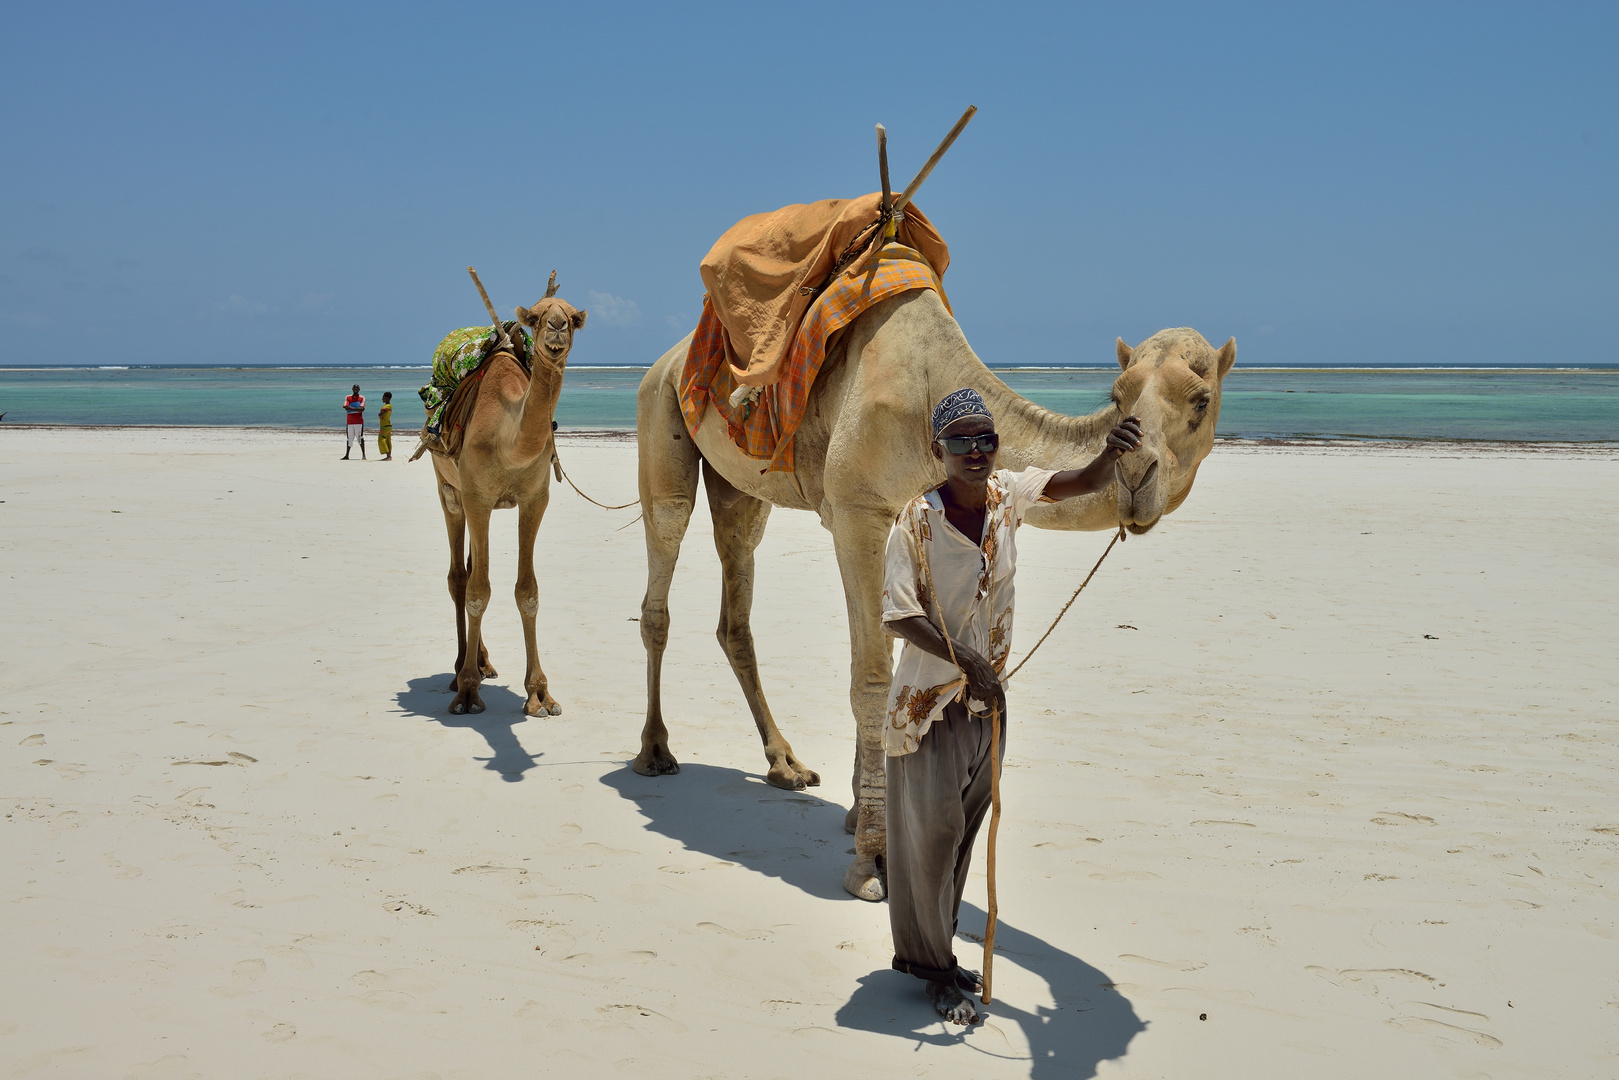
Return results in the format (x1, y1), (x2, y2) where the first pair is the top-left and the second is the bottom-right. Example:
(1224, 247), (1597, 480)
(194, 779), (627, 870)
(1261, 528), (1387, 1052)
(1109, 328), (1236, 534)
(515, 297), (587, 366)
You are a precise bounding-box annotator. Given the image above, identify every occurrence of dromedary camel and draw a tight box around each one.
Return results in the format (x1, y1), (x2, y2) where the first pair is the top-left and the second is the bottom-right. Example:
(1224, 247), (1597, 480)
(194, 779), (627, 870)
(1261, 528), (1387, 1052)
(634, 288), (1234, 900)
(431, 288), (587, 717)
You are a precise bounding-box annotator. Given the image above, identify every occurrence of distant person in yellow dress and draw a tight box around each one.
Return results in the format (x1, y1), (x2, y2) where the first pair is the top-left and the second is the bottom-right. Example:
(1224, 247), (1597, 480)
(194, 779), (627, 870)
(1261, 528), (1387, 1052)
(377, 392), (394, 460)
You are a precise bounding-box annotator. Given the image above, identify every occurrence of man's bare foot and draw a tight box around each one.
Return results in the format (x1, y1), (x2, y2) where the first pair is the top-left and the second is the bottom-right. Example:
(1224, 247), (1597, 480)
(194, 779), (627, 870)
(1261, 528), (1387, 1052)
(955, 967), (983, 994)
(926, 980), (981, 1025)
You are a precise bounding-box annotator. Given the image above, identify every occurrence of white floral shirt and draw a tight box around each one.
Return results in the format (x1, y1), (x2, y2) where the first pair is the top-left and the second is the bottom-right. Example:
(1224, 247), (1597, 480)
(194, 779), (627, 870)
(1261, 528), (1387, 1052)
(881, 467), (1057, 756)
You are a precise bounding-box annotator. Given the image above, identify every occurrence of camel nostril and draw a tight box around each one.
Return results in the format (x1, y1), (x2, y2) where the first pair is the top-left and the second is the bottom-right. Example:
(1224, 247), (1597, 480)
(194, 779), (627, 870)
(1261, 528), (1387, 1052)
(1118, 457), (1159, 494)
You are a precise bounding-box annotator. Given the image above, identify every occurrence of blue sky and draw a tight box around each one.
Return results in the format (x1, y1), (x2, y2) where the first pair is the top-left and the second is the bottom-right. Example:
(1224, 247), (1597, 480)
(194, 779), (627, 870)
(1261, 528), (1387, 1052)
(2, 2), (1614, 367)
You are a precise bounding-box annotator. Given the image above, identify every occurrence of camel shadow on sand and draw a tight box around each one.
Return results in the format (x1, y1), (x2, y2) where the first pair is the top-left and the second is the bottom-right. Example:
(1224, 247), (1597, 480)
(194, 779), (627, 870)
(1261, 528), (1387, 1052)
(395, 674), (541, 782)
(598, 762), (860, 903)
(836, 904), (1144, 1078)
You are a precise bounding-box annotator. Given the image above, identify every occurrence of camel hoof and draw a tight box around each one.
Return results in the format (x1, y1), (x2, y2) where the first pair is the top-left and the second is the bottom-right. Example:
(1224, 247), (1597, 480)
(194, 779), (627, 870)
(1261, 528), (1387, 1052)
(799, 766), (821, 787)
(766, 766), (807, 791)
(844, 805), (859, 835)
(844, 855), (885, 903)
(481, 665), (498, 678)
(632, 747), (680, 777)
(545, 702), (563, 717)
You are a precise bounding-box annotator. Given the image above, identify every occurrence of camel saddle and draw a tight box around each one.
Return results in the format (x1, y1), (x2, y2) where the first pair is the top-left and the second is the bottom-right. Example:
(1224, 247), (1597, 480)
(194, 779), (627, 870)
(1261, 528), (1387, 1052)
(411, 323), (534, 460)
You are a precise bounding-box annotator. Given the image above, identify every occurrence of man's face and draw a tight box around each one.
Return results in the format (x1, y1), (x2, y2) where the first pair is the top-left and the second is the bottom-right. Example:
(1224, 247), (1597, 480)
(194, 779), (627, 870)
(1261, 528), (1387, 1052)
(352, 386), (361, 397)
(932, 414), (997, 485)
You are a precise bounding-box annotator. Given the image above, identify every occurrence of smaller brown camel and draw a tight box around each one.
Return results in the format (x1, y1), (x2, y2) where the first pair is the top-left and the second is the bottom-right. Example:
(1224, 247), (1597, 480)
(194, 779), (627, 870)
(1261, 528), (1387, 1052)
(429, 281), (587, 717)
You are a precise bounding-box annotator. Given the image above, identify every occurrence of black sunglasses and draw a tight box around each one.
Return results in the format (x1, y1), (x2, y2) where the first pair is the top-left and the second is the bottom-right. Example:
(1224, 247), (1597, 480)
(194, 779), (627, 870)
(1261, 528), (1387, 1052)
(938, 433), (1000, 455)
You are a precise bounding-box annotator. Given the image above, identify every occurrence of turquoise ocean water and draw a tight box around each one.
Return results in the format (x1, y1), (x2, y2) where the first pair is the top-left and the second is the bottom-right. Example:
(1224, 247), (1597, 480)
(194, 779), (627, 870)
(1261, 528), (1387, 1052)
(1, 365), (1615, 442)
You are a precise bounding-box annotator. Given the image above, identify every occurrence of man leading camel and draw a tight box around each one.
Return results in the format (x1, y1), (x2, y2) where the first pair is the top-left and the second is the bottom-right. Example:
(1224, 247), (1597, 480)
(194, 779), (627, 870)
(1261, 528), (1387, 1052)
(882, 388), (1142, 1026)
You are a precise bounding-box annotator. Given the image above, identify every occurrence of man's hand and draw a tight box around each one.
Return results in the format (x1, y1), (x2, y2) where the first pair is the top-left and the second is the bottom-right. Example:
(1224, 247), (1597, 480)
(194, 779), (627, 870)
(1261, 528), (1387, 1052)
(1103, 416), (1143, 459)
(953, 644), (1005, 712)
(1041, 415), (1144, 502)
(887, 615), (1004, 711)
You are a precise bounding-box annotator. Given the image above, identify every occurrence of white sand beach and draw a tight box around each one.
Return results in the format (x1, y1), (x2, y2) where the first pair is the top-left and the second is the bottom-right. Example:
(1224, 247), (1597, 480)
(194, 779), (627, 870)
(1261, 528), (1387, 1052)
(2, 426), (1616, 1080)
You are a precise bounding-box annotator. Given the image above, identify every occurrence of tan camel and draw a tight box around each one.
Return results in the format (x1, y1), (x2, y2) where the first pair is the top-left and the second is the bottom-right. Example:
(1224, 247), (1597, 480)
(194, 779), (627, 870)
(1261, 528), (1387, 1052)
(634, 287), (1235, 900)
(431, 289), (587, 717)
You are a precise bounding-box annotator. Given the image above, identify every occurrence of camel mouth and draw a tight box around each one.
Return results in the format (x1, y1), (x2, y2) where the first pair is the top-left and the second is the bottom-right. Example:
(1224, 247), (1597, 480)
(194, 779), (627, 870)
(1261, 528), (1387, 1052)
(1123, 520), (1158, 536)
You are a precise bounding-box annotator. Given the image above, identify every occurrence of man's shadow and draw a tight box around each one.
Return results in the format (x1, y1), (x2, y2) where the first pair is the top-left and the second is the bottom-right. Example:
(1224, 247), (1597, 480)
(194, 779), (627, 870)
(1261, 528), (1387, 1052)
(395, 674), (541, 781)
(598, 762), (857, 902)
(837, 904), (1144, 1079)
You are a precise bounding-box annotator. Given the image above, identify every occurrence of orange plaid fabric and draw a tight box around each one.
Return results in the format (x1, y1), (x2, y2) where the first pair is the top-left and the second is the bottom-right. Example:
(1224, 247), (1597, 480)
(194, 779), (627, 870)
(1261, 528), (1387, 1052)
(679, 243), (948, 473)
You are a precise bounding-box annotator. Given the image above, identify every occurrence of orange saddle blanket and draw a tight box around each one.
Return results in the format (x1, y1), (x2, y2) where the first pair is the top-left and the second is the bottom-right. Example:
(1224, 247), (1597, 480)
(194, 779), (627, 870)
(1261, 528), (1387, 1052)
(679, 193), (951, 473)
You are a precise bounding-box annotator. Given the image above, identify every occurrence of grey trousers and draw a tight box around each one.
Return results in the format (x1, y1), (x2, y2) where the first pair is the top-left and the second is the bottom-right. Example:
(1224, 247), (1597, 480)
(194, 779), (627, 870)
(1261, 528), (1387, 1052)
(887, 699), (1005, 983)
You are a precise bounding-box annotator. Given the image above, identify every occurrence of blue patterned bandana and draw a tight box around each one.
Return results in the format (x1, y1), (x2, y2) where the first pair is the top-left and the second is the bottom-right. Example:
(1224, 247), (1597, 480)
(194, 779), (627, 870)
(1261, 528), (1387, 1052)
(931, 388), (993, 438)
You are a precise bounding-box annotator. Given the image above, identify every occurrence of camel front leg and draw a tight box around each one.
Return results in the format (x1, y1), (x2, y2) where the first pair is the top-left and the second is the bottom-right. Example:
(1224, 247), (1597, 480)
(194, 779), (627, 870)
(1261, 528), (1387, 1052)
(439, 481), (470, 691)
(451, 498), (494, 715)
(831, 506), (898, 902)
(705, 461), (819, 791)
(516, 491), (560, 717)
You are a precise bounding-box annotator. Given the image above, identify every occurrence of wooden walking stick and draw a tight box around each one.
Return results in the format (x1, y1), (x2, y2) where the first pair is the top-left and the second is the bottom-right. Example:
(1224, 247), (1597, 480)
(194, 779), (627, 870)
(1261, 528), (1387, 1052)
(983, 699), (1002, 1005)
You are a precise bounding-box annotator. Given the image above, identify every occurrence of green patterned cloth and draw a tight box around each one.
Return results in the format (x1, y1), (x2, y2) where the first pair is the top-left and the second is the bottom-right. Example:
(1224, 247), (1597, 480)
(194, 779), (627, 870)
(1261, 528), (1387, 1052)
(419, 322), (534, 439)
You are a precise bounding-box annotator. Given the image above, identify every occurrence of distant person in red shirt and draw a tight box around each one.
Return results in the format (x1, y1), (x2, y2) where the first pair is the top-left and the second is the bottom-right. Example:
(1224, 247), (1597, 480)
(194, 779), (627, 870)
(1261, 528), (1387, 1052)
(342, 384), (366, 460)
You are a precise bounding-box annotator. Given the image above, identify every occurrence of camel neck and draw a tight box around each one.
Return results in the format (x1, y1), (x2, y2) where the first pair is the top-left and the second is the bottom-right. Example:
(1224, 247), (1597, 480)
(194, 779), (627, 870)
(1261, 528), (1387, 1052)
(512, 356), (565, 464)
(928, 349), (1117, 472)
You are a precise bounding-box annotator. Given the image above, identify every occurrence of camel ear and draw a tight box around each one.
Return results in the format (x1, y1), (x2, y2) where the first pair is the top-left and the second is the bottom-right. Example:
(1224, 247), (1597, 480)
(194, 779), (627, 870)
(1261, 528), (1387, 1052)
(1116, 337), (1134, 371)
(515, 305), (531, 326)
(570, 309), (587, 331)
(1215, 337), (1236, 380)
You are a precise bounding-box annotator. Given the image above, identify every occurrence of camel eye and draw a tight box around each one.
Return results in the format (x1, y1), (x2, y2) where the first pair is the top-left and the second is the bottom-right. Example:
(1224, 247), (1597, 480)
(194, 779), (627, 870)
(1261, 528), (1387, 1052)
(1193, 397), (1209, 412)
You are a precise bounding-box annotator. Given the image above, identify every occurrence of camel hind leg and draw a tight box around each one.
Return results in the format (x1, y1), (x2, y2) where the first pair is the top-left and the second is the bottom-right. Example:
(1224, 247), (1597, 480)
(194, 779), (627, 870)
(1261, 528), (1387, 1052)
(703, 460), (820, 791)
(634, 367), (701, 776)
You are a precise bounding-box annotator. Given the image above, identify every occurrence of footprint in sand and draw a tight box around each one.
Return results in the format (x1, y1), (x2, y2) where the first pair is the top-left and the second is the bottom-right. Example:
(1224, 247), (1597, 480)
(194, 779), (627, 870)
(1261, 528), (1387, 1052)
(1372, 811), (1436, 826)
(1385, 1016), (1495, 1055)
(104, 853), (143, 879)
(698, 921), (770, 940)
(560, 949), (657, 965)
(592, 1004), (686, 1034)
(1118, 953), (1207, 972)
(19, 733), (43, 746)
(210, 958), (266, 997)
(352, 967), (436, 1010)
(122, 1054), (202, 1079)
(659, 861), (736, 874)
(1307, 966), (1443, 996)
(262, 1022), (296, 1043)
